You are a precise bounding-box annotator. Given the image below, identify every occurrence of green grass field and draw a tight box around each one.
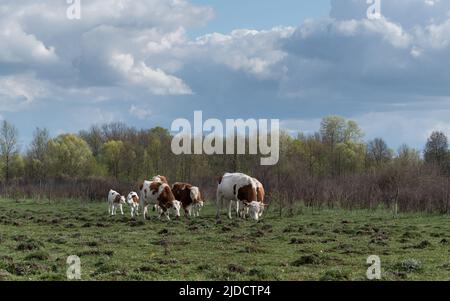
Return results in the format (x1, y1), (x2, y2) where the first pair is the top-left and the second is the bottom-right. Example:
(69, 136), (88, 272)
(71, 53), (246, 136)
(0, 199), (449, 281)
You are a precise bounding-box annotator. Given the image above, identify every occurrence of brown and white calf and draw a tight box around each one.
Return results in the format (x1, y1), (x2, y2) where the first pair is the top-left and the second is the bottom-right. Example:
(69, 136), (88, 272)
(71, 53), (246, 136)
(108, 189), (126, 216)
(171, 182), (204, 218)
(216, 173), (264, 221)
(139, 180), (181, 221)
(126, 192), (140, 218)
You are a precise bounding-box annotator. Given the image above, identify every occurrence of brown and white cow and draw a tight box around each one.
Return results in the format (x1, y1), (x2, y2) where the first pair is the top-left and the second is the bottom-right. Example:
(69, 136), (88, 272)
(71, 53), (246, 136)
(151, 175), (168, 184)
(241, 177), (266, 219)
(108, 189), (126, 216)
(171, 182), (204, 218)
(126, 192), (140, 218)
(216, 173), (264, 221)
(139, 180), (181, 221)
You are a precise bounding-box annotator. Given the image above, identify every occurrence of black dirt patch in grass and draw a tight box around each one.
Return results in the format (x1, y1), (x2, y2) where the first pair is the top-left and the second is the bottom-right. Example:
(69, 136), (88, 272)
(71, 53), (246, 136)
(86, 241), (99, 247)
(320, 238), (337, 243)
(252, 229), (265, 237)
(65, 223), (76, 228)
(188, 225), (199, 231)
(6, 261), (50, 276)
(260, 224), (273, 232)
(12, 234), (30, 242)
(402, 231), (421, 239)
(289, 238), (311, 244)
(102, 250), (114, 256)
(16, 239), (43, 251)
(282, 225), (300, 233)
(292, 254), (326, 266)
(429, 232), (445, 238)
(228, 264), (246, 274)
(24, 251), (50, 261)
(136, 265), (160, 273)
(439, 239), (449, 245)
(355, 230), (372, 236)
(320, 269), (350, 281)
(221, 226), (232, 232)
(229, 221), (240, 228)
(369, 231), (389, 246)
(441, 263), (450, 271)
(127, 220), (145, 227)
(70, 233), (81, 238)
(50, 218), (62, 224)
(82, 223), (93, 228)
(96, 222), (111, 228)
(410, 240), (432, 249)
(196, 264), (211, 271)
(158, 229), (171, 235)
(332, 228), (343, 234)
(47, 237), (67, 245)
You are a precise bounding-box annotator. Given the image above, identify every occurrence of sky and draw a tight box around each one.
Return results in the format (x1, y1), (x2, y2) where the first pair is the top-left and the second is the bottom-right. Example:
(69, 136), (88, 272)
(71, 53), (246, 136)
(1, 0), (450, 152)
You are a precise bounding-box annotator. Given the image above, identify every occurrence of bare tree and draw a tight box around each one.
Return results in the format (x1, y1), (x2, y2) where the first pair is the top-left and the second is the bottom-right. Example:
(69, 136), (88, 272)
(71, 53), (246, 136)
(0, 120), (19, 183)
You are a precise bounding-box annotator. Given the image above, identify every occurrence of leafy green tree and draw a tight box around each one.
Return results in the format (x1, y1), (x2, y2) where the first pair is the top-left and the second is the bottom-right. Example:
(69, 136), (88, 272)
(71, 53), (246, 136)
(320, 116), (364, 175)
(100, 140), (125, 179)
(47, 134), (95, 178)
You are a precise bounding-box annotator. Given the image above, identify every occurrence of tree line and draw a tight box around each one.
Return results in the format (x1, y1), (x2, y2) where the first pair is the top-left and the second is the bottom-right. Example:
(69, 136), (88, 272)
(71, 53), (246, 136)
(1, 116), (450, 213)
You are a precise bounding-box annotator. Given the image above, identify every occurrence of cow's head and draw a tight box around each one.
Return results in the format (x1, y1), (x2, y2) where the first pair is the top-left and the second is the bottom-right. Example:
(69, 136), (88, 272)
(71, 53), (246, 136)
(248, 201), (263, 221)
(172, 200), (181, 218)
(119, 195), (126, 204)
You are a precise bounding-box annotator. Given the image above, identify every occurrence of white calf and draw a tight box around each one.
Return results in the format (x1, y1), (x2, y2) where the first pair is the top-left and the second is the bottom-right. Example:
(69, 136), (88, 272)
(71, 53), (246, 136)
(108, 190), (126, 216)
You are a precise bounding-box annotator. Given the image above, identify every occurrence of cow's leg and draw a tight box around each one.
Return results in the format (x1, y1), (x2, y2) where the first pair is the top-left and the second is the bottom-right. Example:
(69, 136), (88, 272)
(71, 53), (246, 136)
(191, 205), (195, 217)
(193, 204), (198, 217)
(236, 201), (241, 218)
(120, 204), (124, 215)
(216, 190), (223, 219)
(108, 203), (111, 215)
(228, 200), (234, 219)
(143, 205), (148, 221)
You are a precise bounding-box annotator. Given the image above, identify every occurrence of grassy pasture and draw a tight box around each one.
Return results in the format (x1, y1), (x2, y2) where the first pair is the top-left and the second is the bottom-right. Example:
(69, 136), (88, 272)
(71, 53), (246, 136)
(0, 199), (449, 281)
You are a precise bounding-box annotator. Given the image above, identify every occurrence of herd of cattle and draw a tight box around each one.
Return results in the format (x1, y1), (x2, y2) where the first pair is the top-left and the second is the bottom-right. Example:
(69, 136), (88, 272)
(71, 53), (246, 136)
(107, 172), (266, 221)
